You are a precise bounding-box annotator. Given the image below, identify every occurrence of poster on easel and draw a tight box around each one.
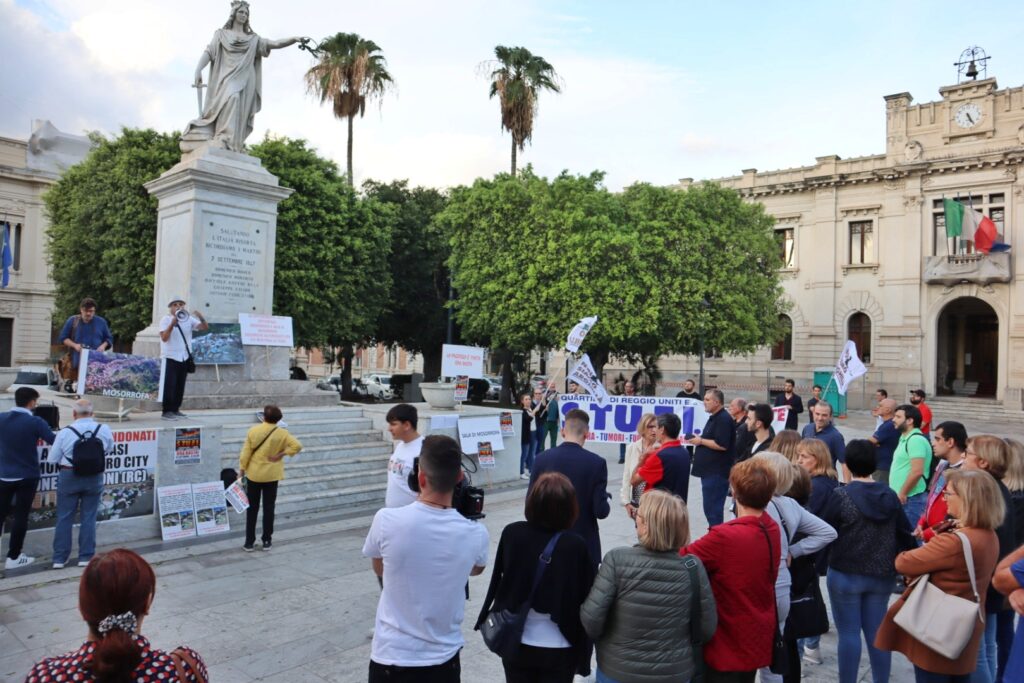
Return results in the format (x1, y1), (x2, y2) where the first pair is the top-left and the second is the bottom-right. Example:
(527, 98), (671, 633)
(477, 441), (496, 469)
(78, 349), (162, 401)
(157, 483), (197, 541)
(454, 376), (469, 402)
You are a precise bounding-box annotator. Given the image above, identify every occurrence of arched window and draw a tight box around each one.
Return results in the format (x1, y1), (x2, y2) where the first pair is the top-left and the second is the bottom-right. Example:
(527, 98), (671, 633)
(848, 312), (872, 363)
(771, 314), (792, 361)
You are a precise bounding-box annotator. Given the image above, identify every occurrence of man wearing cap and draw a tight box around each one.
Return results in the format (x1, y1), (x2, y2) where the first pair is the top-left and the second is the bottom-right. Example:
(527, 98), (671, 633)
(158, 297), (207, 420)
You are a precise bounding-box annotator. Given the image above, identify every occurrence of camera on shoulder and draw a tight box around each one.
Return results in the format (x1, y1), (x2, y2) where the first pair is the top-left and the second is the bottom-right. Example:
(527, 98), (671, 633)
(407, 456), (485, 520)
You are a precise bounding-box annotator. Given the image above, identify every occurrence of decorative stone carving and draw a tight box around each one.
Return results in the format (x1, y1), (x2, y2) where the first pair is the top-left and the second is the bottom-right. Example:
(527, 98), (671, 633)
(923, 253), (1011, 286)
(0, 300), (21, 315)
(904, 140), (923, 162)
(903, 194), (924, 209)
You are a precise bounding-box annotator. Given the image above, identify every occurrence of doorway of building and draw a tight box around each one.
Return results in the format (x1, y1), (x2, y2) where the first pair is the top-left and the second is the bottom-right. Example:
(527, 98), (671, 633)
(0, 317), (12, 366)
(936, 297), (998, 397)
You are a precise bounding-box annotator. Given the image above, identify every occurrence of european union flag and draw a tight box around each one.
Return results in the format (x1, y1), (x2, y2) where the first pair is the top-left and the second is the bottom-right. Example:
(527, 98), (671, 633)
(1, 222), (12, 288)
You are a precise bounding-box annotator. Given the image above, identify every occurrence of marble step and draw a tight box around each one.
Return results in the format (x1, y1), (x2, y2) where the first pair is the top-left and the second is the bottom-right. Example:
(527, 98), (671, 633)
(272, 468), (386, 496)
(221, 421), (376, 441)
(221, 441), (392, 467)
(274, 482), (386, 517)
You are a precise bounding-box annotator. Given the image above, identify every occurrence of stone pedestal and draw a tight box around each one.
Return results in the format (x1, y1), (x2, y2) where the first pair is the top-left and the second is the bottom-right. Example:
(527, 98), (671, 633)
(134, 147), (334, 408)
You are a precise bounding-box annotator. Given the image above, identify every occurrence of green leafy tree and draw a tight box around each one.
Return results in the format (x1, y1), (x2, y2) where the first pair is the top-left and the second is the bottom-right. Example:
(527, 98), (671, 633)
(362, 180), (449, 379)
(45, 128), (181, 341)
(305, 33), (394, 185)
(249, 137), (391, 354)
(487, 46), (561, 176)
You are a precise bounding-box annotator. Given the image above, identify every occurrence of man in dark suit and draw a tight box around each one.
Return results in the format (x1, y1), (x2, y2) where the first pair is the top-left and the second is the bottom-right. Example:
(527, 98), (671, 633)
(529, 408), (611, 567)
(0, 387), (57, 571)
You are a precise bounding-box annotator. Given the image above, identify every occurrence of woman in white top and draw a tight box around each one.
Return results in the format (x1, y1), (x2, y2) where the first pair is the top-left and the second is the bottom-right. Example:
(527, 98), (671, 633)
(621, 413), (659, 520)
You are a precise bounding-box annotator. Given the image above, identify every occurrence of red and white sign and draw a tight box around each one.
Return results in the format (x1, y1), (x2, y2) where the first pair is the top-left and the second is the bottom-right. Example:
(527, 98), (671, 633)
(239, 314), (294, 347)
(441, 344), (485, 379)
(771, 406), (790, 434)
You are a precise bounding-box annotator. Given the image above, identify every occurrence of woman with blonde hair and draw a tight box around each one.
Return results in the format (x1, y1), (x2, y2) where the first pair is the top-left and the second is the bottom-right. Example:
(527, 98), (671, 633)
(620, 413), (659, 520)
(797, 438), (839, 518)
(876, 469), (1003, 681)
(770, 430), (802, 463)
(582, 490), (716, 683)
(754, 451), (837, 683)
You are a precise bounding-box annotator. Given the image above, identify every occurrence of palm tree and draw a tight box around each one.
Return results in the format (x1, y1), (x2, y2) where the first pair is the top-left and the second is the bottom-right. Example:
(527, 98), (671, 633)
(487, 45), (561, 176)
(304, 33), (394, 185)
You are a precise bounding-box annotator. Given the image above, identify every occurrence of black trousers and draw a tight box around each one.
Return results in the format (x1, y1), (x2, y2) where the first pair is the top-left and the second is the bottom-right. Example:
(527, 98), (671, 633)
(369, 651), (460, 683)
(0, 478), (39, 560)
(705, 668), (756, 683)
(162, 358), (189, 413)
(245, 480), (278, 547)
(502, 645), (576, 683)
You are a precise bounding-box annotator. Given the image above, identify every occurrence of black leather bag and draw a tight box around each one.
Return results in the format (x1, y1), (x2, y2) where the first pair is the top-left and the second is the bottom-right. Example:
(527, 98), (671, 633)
(481, 532), (562, 659)
(176, 324), (197, 373)
(784, 555), (830, 640)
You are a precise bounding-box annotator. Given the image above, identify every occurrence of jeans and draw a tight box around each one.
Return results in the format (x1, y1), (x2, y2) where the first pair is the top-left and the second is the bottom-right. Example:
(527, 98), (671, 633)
(520, 439), (536, 475)
(0, 478), (40, 559)
(700, 474), (730, 528)
(595, 668), (622, 683)
(914, 666), (970, 682)
(502, 645), (576, 683)
(162, 357), (189, 413)
(970, 615), (998, 683)
(618, 443), (626, 463)
(904, 492), (927, 529)
(369, 651), (460, 683)
(532, 427), (546, 461)
(52, 470), (104, 564)
(996, 609), (1014, 682)
(245, 480), (278, 547)
(827, 569), (893, 683)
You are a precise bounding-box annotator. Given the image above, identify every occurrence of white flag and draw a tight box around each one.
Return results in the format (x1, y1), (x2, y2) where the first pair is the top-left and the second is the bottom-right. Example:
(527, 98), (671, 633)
(565, 315), (598, 353)
(568, 354), (610, 407)
(833, 340), (867, 395)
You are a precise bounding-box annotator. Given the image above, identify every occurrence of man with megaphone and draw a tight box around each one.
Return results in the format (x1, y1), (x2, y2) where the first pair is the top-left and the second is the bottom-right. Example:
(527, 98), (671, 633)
(158, 297), (208, 421)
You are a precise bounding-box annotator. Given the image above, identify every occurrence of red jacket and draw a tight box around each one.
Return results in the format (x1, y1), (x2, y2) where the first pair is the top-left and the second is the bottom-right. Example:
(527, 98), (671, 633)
(684, 513), (781, 672)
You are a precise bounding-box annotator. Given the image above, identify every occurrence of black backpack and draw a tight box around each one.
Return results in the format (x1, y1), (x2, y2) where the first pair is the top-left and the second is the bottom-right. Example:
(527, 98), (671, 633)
(911, 432), (939, 487)
(67, 426), (107, 476)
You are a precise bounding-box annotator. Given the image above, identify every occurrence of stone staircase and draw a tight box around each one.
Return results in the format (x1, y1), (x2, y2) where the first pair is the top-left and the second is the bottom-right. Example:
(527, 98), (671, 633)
(926, 396), (1023, 425)
(217, 405), (391, 518)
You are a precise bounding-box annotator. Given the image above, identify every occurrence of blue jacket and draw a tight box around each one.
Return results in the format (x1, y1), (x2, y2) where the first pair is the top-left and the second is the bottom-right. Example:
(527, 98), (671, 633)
(0, 409), (56, 480)
(801, 422), (847, 465)
(529, 442), (611, 567)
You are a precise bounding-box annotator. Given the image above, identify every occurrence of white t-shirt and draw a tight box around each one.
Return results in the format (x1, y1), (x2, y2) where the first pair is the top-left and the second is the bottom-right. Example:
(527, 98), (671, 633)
(385, 436), (423, 508)
(159, 314), (202, 361)
(362, 502), (490, 666)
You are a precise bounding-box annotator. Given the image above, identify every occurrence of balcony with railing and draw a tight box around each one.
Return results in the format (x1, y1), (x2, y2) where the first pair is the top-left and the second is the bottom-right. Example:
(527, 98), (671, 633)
(923, 252), (1011, 286)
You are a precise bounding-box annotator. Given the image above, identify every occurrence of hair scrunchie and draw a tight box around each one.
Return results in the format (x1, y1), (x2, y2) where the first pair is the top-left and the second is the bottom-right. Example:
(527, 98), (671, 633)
(97, 611), (137, 636)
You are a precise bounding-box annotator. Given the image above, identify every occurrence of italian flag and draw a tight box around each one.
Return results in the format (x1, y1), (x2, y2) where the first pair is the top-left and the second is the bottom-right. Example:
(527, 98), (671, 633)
(943, 198), (999, 253)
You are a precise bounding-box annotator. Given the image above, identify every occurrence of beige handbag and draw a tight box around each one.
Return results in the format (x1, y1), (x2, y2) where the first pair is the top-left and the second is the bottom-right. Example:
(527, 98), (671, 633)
(893, 531), (983, 659)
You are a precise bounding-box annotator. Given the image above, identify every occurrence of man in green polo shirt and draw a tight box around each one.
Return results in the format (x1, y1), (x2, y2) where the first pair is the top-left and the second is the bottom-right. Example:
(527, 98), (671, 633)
(890, 403), (932, 528)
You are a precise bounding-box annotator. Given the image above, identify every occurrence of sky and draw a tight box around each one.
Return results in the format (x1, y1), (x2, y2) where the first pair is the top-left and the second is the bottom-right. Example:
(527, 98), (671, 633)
(3, 0), (1024, 191)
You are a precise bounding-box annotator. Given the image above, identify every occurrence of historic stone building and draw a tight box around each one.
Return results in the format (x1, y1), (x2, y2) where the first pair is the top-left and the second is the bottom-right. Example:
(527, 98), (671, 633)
(0, 121), (90, 367)
(645, 70), (1024, 409)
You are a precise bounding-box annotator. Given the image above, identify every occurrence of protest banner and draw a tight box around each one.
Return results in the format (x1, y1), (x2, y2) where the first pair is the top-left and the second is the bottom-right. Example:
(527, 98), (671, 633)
(457, 415), (504, 454)
(30, 428), (157, 531)
(193, 323), (244, 364)
(239, 314), (294, 347)
(77, 349), (162, 401)
(565, 315), (598, 353)
(499, 411), (515, 437)
(192, 481), (231, 536)
(157, 483), (197, 541)
(477, 442), (496, 469)
(441, 344), (485, 378)
(771, 405), (790, 434)
(224, 479), (250, 513)
(833, 340), (868, 395)
(556, 395), (709, 445)
(174, 427), (202, 465)
(453, 376), (469, 402)
(568, 354), (610, 407)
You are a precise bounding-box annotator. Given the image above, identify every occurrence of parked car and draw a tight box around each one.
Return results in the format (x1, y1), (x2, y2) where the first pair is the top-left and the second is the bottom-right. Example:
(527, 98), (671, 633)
(351, 378), (370, 398)
(362, 373), (395, 399)
(484, 375), (502, 400)
(316, 374), (342, 392)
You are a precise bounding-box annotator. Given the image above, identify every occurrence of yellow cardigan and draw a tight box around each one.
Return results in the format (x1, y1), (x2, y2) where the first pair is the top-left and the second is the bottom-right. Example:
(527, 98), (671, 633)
(238, 422), (302, 483)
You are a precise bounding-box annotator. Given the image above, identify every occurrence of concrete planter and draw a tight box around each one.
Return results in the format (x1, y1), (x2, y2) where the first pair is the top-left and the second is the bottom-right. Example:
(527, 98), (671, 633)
(419, 382), (457, 409)
(0, 367), (18, 392)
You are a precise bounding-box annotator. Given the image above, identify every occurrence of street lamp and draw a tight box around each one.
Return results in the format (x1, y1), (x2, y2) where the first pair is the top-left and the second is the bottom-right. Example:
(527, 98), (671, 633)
(698, 297), (711, 396)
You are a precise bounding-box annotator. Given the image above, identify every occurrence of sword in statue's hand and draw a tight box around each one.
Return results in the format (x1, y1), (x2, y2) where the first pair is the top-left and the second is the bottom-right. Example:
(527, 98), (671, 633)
(192, 77), (206, 118)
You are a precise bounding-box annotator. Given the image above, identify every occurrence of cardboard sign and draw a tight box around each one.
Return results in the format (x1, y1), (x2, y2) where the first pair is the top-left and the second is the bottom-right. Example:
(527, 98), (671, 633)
(457, 415), (505, 454)
(441, 344), (485, 379)
(454, 376), (469, 402)
(477, 442), (496, 469)
(157, 483), (197, 541)
(224, 480), (250, 513)
(771, 405), (790, 434)
(191, 481), (230, 536)
(239, 314), (294, 347)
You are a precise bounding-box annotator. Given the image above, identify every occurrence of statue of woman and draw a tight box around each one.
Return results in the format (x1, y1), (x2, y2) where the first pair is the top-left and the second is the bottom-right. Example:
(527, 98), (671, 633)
(181, 2), (306, 154)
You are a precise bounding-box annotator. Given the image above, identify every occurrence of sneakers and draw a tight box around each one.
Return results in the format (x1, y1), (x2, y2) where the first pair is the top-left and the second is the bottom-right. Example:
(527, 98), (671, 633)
(78, 560), (91, 567)
(261, 541), (272, 551)
(242, 544), (255, 552)
(519, 473), (530, 480)
(5, 554), (35, 570)
(161, 412), (178, 420)
(174, 411), (189, 419)
(52, 562), (65, 570)
(803, 645), (822, 665)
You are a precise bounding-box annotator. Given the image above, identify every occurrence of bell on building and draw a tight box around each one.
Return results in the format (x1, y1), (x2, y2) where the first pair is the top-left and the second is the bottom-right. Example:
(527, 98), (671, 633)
(965, 59), (979, 79)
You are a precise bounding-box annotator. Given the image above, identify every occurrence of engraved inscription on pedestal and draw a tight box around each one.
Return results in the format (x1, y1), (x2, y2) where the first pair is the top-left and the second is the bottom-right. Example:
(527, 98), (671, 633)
(196, 213), (269, 318)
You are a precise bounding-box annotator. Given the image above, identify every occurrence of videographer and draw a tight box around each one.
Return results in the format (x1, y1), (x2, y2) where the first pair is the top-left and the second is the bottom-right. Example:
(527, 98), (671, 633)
(362, 434), (489, 683)
(57, 298), (113, 389)
(158, 297), (207, 421)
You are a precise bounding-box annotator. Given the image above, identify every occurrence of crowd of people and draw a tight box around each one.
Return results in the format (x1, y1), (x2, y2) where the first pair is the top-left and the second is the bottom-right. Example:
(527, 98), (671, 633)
(11, 382), (1024, 683)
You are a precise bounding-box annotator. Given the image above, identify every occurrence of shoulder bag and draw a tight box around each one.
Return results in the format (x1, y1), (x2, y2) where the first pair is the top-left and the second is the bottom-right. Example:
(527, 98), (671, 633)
(682, 554), (706, 683)
(175, 322), (197, 374)
(892, 530), (983, 659)
(480, 531), (563, 659)
(758, 519), (788, 676)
